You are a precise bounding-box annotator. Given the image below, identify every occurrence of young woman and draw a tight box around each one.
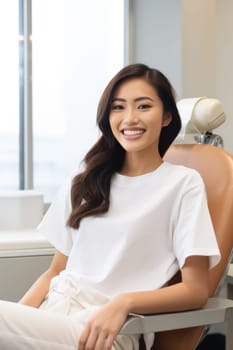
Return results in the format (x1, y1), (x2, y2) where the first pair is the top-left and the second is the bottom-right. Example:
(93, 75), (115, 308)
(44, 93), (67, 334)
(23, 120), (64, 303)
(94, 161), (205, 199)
(0, 63), (220, 350)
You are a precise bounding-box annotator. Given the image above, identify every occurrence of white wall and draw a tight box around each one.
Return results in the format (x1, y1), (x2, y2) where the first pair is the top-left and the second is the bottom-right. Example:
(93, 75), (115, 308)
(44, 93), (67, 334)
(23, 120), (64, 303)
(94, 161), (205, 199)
(131, 0), (182, 97)
(182, 0), (216, 98)
(130, 0), (233, 154)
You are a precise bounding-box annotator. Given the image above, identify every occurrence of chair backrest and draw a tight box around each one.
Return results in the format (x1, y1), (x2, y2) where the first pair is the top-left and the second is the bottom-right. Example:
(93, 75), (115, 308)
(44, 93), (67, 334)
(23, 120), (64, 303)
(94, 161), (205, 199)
(153, 144), (233, 350)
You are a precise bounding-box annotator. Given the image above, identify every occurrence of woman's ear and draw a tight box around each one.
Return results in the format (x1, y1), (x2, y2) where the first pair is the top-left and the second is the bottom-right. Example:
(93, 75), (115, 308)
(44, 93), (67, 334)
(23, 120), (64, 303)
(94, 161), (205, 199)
(162, 113), (172, 127)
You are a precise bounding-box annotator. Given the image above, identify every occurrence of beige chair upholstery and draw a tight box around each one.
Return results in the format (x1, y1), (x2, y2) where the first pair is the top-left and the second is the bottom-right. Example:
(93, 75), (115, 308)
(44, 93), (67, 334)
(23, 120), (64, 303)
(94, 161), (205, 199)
(120, 144), (233, 350)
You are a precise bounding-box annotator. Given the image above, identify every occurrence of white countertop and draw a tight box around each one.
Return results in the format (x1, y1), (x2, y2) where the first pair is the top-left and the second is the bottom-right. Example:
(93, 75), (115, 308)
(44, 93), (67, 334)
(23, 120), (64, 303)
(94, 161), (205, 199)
(0, 230), (55, 257)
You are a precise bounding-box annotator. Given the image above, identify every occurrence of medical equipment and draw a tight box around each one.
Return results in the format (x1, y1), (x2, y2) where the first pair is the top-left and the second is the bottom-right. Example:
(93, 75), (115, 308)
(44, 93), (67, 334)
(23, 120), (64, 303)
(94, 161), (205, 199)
(177, 97), (226, 148)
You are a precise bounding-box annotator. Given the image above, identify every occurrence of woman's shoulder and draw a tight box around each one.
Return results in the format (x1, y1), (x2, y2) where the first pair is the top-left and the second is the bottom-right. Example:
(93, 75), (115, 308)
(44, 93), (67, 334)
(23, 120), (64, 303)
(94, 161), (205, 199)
(163, 161), (204, 185)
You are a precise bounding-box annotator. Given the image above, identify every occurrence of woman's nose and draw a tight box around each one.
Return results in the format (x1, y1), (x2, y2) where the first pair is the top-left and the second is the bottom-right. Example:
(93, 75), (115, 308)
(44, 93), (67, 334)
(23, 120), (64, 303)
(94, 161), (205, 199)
(124, 108), (139, 123)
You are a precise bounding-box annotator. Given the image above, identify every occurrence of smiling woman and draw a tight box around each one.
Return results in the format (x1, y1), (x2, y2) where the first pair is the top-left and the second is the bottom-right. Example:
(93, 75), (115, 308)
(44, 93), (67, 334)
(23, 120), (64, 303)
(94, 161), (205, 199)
(0, 63), (220, 350)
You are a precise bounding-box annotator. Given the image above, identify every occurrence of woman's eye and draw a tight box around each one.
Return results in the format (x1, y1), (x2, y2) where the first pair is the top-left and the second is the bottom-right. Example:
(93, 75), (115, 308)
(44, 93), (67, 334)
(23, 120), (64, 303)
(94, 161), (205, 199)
(112, 105), (124, 110)
(138, 104), (151, 110)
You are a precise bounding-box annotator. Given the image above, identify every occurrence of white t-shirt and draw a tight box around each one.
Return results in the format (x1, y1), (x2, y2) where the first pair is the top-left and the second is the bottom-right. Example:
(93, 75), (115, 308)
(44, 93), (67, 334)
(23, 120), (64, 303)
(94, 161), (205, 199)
(38, 161), (220, 297)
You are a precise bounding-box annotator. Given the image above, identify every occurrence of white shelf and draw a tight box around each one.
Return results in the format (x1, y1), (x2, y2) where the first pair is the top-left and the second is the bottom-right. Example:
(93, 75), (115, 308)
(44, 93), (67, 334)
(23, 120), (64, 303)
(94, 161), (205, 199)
(0, 230), (55, 257)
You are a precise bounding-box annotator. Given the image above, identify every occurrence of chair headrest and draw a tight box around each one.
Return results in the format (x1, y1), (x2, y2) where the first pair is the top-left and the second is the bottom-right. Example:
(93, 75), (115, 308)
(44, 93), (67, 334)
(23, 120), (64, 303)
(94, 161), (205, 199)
(177, 97), (226, 134)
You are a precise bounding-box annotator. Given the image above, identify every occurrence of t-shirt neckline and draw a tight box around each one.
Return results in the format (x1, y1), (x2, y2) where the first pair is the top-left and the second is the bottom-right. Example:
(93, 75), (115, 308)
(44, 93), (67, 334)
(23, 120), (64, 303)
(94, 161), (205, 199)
(112, 161), (169, 186)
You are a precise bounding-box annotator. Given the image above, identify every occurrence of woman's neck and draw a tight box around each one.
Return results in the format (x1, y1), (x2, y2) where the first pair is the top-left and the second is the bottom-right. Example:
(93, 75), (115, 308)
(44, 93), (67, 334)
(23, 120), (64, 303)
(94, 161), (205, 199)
(120, 152), (163, 176)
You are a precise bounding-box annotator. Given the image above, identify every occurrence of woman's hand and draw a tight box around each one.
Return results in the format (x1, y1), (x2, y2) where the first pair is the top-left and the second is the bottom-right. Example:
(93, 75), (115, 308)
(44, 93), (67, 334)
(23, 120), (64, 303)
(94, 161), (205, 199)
(78, 295), (129, 350)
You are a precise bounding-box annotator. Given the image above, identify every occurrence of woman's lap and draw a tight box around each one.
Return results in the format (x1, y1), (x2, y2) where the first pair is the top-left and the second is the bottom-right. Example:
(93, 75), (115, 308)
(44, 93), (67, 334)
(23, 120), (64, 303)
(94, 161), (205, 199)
(0, 300), (81, 350)
(0, 274), (139, 350)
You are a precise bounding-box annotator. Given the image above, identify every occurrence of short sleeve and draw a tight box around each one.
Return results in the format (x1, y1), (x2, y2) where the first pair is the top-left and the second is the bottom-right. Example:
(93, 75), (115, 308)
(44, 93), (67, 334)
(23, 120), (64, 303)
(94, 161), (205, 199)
(173, 171), (220, 269)
(37, 175), (74, 256)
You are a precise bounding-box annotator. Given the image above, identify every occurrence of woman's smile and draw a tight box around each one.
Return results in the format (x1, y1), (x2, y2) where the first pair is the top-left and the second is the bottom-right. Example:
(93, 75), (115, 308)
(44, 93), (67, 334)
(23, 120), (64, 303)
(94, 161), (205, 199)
(120, 127), (146, 139)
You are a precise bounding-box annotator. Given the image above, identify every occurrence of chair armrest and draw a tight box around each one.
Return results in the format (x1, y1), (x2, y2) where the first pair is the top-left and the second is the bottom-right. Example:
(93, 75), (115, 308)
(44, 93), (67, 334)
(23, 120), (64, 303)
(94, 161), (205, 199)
(120, 297), (233, 334)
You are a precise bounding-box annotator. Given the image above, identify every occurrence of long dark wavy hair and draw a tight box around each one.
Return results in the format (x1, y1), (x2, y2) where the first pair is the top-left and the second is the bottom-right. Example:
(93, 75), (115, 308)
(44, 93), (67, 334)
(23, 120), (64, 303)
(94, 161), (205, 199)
(67, 63), (181, 228)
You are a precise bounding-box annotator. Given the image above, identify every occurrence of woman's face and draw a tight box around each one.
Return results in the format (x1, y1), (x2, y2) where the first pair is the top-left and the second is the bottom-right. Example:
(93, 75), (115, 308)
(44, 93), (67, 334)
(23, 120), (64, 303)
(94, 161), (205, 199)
(109, 77), (171, 156)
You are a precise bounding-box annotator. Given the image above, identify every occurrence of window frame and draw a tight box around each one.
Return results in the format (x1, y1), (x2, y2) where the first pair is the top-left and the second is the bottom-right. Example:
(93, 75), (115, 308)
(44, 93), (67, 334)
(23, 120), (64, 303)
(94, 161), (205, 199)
(19, 0), (33, 189)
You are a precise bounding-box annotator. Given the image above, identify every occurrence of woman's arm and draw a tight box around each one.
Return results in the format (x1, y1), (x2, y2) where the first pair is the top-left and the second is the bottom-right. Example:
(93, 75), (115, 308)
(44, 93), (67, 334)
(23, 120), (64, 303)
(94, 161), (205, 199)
(19, 250), (68, 308)
(79, 255), (209, 350)
(123, 255), (209, 314)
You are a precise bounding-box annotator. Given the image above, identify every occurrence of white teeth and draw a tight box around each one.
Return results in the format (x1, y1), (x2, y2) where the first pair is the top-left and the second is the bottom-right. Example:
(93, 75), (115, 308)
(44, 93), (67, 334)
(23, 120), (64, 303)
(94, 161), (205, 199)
(123, 129), (144, 135)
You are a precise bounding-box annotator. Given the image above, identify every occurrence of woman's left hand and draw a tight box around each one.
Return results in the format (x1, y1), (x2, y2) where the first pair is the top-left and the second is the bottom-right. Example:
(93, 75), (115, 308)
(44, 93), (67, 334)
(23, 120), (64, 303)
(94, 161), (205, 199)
(78, 295), (129, 350)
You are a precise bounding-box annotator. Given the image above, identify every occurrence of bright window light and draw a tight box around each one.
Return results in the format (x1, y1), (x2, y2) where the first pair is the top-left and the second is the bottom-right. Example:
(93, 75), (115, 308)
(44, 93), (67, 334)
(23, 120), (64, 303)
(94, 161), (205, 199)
(32, 0), (124, 202)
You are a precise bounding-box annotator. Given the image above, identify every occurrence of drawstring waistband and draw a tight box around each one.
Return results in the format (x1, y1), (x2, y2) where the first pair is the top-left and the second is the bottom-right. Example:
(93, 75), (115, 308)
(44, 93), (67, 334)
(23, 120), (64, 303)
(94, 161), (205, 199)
(52, 271), (110, 305)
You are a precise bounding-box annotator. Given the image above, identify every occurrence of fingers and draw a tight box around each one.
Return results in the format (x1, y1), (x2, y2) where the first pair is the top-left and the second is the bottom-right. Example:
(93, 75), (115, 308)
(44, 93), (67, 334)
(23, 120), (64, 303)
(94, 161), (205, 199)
(104, 332), (116, 350)
(78, 324), (116, 350)
(78, 324), (90, 350)
(91, 331), (108, 350)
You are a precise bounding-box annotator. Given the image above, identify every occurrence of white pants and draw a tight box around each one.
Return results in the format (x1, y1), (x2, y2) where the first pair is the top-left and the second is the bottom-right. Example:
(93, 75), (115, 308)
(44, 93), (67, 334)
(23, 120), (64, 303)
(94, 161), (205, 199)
(0, 272), (139, 350)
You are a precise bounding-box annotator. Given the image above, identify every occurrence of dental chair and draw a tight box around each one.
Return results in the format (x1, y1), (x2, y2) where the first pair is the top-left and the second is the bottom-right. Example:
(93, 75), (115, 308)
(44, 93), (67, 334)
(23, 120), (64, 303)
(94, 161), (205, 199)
(120, 98), (233, 350)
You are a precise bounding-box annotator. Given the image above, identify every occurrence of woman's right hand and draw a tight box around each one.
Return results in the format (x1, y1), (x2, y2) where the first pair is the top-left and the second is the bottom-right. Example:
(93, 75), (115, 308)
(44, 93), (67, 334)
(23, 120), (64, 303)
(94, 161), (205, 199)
(78, 294), (129, 350)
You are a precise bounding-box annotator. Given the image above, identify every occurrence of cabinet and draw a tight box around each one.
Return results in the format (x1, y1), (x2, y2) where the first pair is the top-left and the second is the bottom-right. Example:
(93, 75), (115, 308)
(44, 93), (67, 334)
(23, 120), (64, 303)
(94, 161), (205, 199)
(0, 231), (54, 301)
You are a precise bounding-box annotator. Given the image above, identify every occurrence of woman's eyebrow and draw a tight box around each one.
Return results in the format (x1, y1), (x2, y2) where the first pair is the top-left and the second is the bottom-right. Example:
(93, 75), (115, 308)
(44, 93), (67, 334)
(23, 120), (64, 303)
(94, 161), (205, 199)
(112, 96), (154, 103)
(112, 98), (126, 102)
(134, 96), (154, 102)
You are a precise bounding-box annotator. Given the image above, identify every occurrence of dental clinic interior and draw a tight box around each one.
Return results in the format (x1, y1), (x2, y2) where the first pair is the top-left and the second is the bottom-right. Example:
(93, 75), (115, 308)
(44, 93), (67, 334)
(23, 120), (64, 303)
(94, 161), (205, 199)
(0, 1), (233, 349)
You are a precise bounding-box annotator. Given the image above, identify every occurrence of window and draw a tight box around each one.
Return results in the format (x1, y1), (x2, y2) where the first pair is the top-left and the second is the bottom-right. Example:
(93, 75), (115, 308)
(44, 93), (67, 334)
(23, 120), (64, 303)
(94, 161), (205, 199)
(0, 2), (19, 190)
(0, 0), (125, 203)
